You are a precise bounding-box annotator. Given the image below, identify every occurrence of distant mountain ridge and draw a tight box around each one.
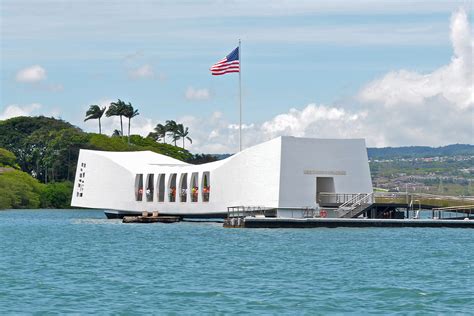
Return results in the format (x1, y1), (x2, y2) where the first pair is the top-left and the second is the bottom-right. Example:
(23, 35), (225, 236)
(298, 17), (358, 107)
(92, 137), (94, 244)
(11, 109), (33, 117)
(367, 144), (474, 159)
(212, 144), (474, 160)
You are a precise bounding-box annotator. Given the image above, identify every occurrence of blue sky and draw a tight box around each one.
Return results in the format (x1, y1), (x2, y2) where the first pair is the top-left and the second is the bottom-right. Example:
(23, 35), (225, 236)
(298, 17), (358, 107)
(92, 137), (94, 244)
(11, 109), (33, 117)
(1, 0), (472, 153)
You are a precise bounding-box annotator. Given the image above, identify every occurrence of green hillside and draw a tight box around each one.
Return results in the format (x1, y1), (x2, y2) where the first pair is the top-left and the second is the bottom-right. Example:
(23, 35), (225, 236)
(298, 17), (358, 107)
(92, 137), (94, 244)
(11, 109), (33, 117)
(367, 144), (474, 159)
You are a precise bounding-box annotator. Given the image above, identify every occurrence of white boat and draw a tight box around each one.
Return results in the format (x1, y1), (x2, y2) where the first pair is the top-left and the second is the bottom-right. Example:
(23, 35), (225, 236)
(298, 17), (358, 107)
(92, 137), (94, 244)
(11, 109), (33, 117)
(71, 136), (373, 218)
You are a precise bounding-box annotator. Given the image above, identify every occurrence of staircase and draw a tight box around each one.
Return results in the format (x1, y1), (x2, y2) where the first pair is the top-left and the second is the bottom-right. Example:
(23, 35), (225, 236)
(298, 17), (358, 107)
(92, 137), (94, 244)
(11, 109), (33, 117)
(337, 193), (374, 218)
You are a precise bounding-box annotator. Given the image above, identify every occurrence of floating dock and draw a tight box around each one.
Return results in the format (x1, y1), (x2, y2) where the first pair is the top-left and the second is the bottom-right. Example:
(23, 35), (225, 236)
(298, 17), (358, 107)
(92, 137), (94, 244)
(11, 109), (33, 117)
(238, 217), (474, 228)
(122, 211), (180, 224)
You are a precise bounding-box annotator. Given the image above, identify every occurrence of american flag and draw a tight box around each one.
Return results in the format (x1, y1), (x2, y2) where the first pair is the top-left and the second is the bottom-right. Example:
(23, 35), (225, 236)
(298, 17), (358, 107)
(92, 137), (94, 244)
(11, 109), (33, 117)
(210, 47), (240, 75)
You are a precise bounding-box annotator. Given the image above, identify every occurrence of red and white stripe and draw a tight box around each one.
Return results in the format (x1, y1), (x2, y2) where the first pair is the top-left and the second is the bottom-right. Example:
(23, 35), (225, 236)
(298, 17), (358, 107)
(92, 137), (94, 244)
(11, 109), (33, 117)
(210, 58), (240, 76)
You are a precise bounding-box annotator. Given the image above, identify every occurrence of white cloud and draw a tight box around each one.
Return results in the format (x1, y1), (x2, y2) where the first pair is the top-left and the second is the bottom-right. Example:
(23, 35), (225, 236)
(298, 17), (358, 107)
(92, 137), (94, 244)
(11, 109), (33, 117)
(261, 105), (364, 136)
(15, 65), (46, 83)
(128, 64), (155, 80)
(258, 7), (473, 149)
(0, 104), (42, 120)
(353, 7), (473, 146)
(14, 65), (63, 91)
(209, 129), (219, 139)
(85, 113), (157, 137)
(185, 87), (211, 101)
(358, 8), (472, 109)
(125, 116), (156, 137)
(183, 7), (473, 152)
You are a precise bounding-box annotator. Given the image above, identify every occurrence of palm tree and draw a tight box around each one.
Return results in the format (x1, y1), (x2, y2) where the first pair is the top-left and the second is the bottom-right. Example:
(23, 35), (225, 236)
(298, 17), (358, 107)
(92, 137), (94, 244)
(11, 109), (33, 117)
(175, 123), (192, 149)
(106, 99), (127, 136)
(84, 105), (106, 134)
(112, 129), (122, 137)
(152, 123), (167, 143)
(147, 131), (158, 141)
(165, 120), (178, 146)
(123, 102), (140, 144)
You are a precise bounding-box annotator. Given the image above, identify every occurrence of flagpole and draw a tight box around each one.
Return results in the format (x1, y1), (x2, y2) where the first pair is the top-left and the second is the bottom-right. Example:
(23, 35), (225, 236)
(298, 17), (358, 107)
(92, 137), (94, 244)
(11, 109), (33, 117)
(238, 39), (242, 152)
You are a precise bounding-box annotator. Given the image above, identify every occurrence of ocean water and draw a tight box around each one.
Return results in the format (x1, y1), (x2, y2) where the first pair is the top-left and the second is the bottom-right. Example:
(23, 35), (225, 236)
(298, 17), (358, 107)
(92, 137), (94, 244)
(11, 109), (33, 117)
(0, 210), (473, 314)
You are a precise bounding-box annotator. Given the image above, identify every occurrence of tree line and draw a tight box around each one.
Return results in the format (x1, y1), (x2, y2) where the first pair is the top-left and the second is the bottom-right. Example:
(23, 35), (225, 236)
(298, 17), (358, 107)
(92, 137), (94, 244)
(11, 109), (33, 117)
(0, 147), (73, 209)
(147, 120), (192, 149)
(84, 99), (192, 149)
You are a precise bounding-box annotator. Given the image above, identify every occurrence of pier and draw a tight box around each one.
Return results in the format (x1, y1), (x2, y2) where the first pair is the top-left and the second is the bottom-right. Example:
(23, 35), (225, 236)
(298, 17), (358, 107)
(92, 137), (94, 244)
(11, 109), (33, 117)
(224, 192), (474, 229)
(242, 218), (474, 229)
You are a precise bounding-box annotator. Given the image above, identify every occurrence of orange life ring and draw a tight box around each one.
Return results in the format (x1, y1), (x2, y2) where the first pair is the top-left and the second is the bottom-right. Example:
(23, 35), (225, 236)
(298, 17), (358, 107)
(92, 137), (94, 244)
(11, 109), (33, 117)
(320, 210), (327, 218)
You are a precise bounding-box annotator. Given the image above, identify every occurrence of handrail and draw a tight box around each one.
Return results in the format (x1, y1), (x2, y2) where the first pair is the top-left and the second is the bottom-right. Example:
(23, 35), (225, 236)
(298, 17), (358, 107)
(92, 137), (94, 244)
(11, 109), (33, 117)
(338, 193), (366, 209)
(320, 192), (474, 203)
(339, 193), (374, 209)
(337, 192), (374, 218)
(432, 205), (474, 211)
(317, 192), (360, 204)
(227, 206), (276, 218)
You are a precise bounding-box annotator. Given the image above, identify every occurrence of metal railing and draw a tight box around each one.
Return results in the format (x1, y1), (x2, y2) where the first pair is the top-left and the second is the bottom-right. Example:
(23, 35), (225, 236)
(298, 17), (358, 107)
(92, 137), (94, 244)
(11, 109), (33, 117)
(303, 208), (317, 218)
(318, 192), (474, 209)
(226, 206), (276, 219)
(375, 192), (474, 208)
(432, 205), (474, 219)
(317, 192), (361, 205)
(224, 206), (277, 228)
(375, 192), (474, 201)
(337, 193), (374, 218)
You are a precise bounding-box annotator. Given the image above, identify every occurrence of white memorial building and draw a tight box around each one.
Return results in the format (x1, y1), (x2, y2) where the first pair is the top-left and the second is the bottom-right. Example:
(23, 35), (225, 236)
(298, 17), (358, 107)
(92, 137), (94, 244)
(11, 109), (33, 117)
(71, 136), (373, 218)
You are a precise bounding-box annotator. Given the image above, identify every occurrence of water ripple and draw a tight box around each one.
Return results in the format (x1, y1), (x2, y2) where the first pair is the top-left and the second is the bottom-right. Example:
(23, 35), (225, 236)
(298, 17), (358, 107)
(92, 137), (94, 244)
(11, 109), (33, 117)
(0, 210), (473, 314)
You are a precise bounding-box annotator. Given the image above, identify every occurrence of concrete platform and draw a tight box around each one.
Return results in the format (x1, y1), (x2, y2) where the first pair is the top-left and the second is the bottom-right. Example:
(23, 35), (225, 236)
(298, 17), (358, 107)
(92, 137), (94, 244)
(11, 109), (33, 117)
(242, 217), (474, 228)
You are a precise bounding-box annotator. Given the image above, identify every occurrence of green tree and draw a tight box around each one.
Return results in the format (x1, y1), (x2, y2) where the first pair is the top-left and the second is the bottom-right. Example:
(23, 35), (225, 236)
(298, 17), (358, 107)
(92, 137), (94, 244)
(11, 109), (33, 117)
(0, 169), (44, 209)
(40, 181), (73, 208)
(0, 148), (18, 168)
(149, 123), (167, 144)
(84, 105), (106, 134)
(123, 102), (140, 144)
(175, 124), (192, 149)
(0, 116), (75, 176)
(89, 133), (130, 151)
(45, 128), (89, 182)
(127, 135), (193, 161)
(106, 99), (127, 136)
(23, 127), (88, 183)
(186, 154), (219, 164)
(0, 116), (87, 183)
(165, 120), (178, 146)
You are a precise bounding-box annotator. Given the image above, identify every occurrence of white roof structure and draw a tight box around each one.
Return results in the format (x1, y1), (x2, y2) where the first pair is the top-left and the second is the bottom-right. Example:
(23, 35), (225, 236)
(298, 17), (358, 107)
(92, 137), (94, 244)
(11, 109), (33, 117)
(71, 136), (373, 217)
